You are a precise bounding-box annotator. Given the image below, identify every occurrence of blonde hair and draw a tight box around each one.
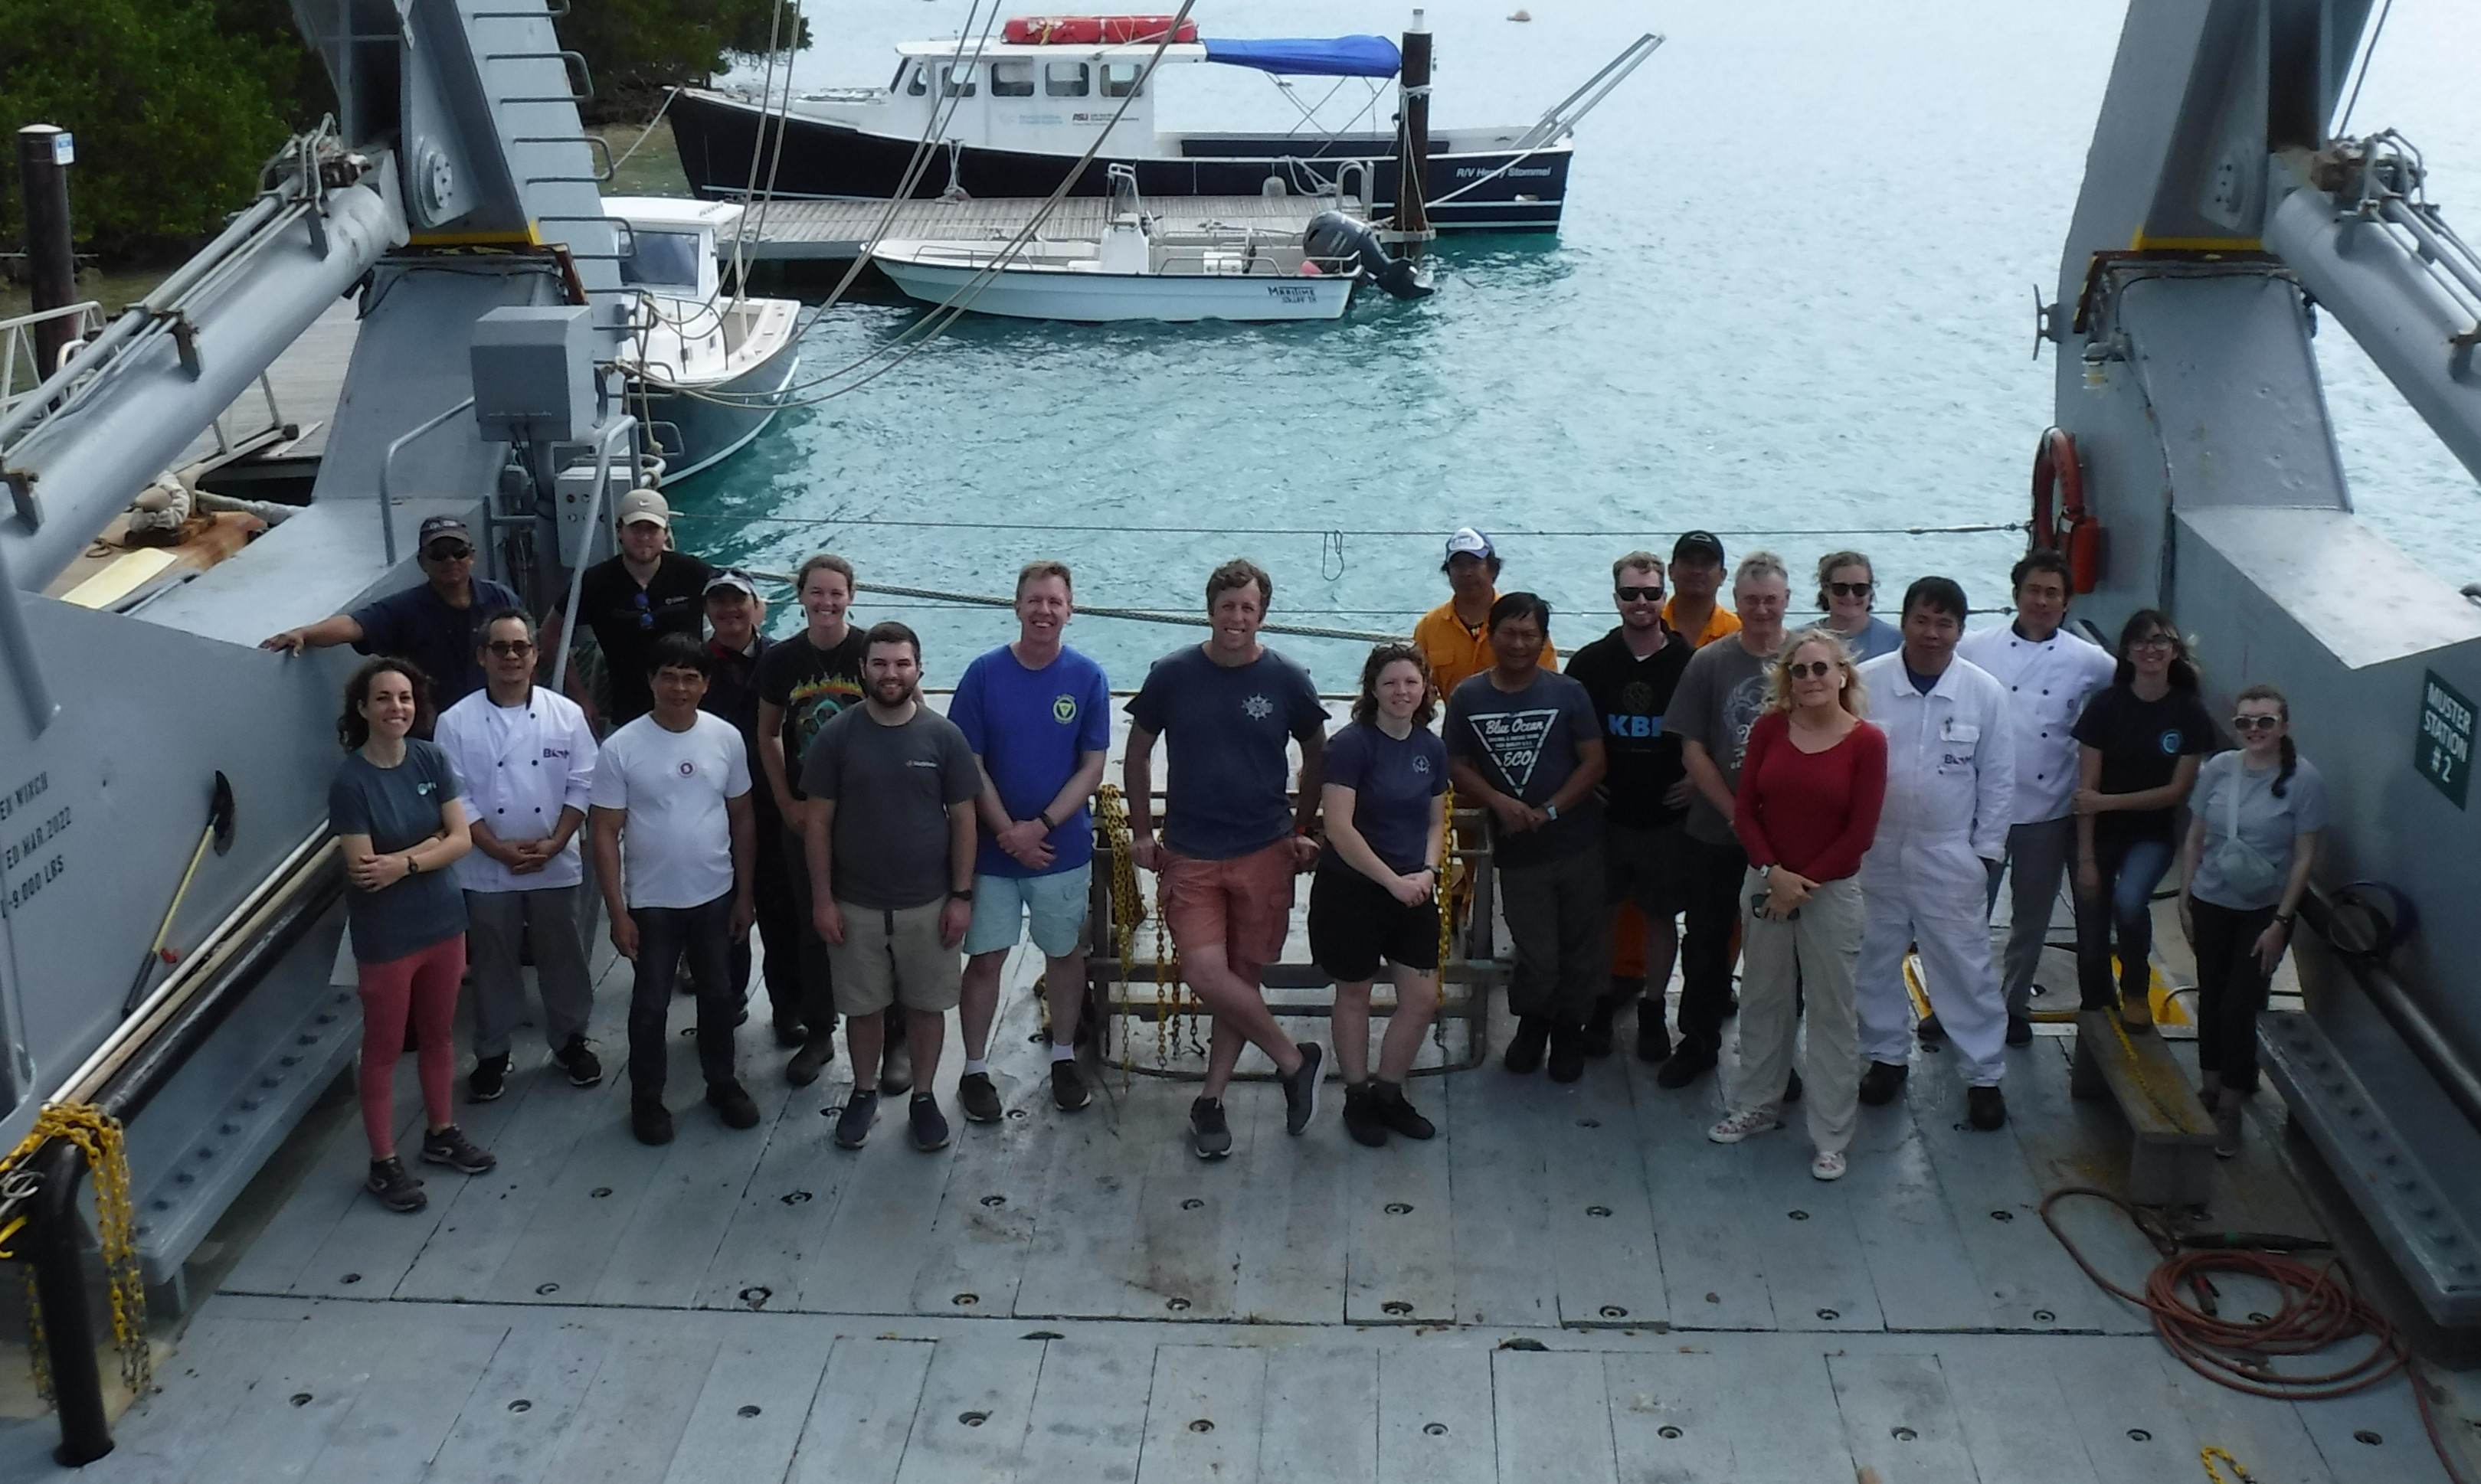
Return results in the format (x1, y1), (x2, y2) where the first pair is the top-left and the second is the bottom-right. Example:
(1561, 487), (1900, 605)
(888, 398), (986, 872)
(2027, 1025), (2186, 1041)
(1766, 627), (1867, 717)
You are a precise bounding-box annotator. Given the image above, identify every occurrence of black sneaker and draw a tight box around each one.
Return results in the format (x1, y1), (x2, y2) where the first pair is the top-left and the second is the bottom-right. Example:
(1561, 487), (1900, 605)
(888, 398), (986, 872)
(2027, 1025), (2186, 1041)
(706, 1080), (761, 1129)
(1655, 1044), (1717, 1090)
(1049, 1058), (1091, 1112)
(835, 1089), (880, 1149)
(1546, 1023), (1587, 1084)
(786, 1034), (835, 1087)
(1582, 997), (1619, 1058)
(1341, 1084), (1388, 1147)
(1783, 1067), (1804, 1103)
(555, 1035), (603, 1089)
(1966, 1084), (2008, 1131)
(466, 1053), (510, 1104)
(633, 1099), (675, 1146)
(1282, 1043), (1324, 1136)
(366, 1156), (426, 1213)
(772, 1018), (810, 1050)
(1635, 1001), (1673, 1064)
(880, 1033), (914, 1095)
(1857, 1061), (1909, 1106)
(958, 1071), (1003, 1124)
(2005, 1013), (2034, 1047)
(1190, 1097), (1232, 1160)
(419, 1124), (496, 1175)
(1504, 1015), (1552, 1075)
(1373, 1080), (1435, 1140)
(1918, 1013), (1946, 1042)
(909, 1093), (951, 1152)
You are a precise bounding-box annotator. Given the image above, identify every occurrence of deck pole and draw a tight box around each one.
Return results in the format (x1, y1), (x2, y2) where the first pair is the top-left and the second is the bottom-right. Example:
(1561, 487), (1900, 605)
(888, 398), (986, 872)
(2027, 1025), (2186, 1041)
(15, 126), (78, 375)
(1398, 11), (1432, 255)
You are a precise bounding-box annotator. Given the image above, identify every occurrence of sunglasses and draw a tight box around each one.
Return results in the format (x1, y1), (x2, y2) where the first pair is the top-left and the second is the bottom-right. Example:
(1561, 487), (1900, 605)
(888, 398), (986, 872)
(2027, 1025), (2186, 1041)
(1785, 659), (1838, 680)
(422, 544), (474, 562)
(485, 639), (535, 658)
(1826, 581), (1873, 599)
(2232, 714), (2282, 733)
(633, 591), (654, 629)
(1614, 585), (1664, 602)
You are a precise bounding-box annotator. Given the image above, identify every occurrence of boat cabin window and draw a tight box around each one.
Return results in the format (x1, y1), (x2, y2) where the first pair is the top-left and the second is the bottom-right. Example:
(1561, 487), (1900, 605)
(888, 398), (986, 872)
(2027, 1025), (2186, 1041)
(942, 63), (978, 97)
(1045, 61), (1090, 97)
(991, 60), (1035, 97)
(902, 62), (928, 96)
(1101, 61), (1145, 98)
(617, 228), (704, 293)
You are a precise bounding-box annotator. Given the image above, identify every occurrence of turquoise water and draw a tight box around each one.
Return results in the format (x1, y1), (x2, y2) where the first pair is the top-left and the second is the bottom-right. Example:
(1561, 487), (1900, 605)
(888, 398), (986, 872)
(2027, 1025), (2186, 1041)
(683, 0), (2481, 690)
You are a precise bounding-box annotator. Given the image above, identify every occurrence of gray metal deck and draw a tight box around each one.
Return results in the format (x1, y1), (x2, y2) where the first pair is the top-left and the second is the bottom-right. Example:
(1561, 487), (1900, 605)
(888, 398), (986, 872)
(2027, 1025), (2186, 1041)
(740, 194), (1363, 262)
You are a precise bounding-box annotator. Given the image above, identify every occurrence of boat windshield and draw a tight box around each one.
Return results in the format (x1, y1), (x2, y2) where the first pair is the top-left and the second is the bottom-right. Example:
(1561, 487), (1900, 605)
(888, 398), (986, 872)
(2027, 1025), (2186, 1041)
(619, 229), (705, 292)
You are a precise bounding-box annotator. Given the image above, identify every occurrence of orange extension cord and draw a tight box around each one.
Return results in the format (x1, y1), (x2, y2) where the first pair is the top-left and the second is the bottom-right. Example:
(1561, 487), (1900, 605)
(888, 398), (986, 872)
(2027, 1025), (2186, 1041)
(2041, 1185), (2473, 1484)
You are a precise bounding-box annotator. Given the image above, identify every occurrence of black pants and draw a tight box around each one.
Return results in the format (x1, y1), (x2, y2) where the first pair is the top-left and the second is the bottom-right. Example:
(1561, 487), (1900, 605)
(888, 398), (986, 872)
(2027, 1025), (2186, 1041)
(628, 893), (737, 1101)
(1676, 834), (1746, 1056)
(2191, 897), (2278, 1094)
(777, 824), (842, 1041)
(729, 822), (804, 1030)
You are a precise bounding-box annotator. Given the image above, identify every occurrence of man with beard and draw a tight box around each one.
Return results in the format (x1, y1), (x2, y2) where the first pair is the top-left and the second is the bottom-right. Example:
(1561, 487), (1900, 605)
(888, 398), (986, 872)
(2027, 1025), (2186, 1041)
(802, 623), (983, 1152)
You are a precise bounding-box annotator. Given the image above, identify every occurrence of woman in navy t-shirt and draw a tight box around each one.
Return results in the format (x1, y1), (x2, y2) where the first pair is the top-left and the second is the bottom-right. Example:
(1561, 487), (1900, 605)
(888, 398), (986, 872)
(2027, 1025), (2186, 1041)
(1310, 644), (1451, 1147)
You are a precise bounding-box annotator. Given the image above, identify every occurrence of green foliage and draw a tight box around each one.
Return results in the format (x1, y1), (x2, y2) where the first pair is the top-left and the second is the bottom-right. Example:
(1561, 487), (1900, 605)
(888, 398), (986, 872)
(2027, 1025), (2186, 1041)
(558, 0), (809, 123)
(0, 0), (290, 258)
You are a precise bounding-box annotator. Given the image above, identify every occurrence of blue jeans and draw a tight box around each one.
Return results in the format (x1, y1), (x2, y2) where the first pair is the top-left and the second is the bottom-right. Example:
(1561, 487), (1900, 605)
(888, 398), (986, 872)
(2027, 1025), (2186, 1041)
(2073, 836), (2173, 1012)
(627, 893), (737, 1101)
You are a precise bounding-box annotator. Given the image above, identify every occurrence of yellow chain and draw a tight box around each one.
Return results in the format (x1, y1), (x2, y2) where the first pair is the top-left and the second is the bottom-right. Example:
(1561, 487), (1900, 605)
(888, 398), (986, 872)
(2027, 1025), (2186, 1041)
(1, 1103), (152, 1398)
(1092, 785), (1144, 1090)
(2201, 1445), (2256, 1483)
(1433, 786), (1458, 1052)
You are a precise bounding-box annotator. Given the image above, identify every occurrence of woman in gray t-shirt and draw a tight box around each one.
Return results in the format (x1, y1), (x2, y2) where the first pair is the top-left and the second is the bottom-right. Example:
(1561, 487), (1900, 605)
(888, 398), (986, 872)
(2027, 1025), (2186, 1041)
(2178, 684), (2327, 1157)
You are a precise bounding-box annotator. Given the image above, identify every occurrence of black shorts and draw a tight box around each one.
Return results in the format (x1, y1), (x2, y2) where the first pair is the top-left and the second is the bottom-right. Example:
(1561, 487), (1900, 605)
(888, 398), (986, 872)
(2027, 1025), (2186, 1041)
(1308, 860), (1442, 981)
(1605, 819), (1689, 918)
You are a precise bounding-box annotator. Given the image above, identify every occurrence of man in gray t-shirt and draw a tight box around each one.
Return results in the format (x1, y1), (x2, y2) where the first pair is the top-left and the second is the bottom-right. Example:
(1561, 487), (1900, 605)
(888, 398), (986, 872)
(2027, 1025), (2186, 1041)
(800, 623), (982, 1152)
(1663, 554), (1791, 1084)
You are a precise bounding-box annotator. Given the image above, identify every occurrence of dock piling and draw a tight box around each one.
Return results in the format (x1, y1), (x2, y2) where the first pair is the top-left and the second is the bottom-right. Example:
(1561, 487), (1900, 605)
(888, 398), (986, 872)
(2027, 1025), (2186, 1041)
(15, 126), (78, 377)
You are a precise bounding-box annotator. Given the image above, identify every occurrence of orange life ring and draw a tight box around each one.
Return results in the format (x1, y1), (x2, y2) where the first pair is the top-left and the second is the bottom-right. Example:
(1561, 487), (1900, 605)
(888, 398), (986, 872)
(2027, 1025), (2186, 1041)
(2031, 426), (2106, 593)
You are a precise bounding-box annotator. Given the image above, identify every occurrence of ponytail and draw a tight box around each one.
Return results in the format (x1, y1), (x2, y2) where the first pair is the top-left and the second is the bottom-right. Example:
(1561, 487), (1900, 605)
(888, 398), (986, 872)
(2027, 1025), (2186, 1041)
(2274, 734), (2296, 799)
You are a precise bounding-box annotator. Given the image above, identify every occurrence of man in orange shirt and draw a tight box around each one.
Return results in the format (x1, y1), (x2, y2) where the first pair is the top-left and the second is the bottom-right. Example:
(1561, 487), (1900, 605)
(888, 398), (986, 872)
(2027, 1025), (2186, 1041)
(1412, 528), (1557, 697)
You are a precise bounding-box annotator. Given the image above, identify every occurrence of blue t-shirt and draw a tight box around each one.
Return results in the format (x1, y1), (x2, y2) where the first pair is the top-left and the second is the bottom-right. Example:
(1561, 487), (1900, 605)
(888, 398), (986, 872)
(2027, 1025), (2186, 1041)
(949, 644), (1112, 878)
(1322, 722), (1448, 875)
(1126, 645), (1325, 861)
(329, 739), (467, 963)
(351, 577), (522, 708)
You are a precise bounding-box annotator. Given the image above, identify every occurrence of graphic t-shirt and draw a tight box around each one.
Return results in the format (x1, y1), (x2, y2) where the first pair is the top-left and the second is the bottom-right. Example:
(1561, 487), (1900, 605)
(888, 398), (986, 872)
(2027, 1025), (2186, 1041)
(1669, 636), (1776, 846)
(577, 551), (713, 724)
(1126, 645), (1325, 861)
(754, 627), (869, 800)
(350, 577), (522, 710)
(1322, 721), (1448, 875)
(801, 705), (983, 910)
(589, 711), (751, 909)
(329, 739), (467, 963)
(2071, 685), (2218, 846)
(2189, 751), (2329, 910)
(1444, 668), (1602, 869)
(1564, 626), (1692, 829)
(949, 644), (1112, 878)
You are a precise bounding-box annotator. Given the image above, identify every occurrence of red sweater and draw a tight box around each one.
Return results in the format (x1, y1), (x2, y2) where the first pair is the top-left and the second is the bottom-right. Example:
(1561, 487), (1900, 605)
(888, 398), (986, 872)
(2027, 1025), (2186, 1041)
(1733, 711), (1887, 882)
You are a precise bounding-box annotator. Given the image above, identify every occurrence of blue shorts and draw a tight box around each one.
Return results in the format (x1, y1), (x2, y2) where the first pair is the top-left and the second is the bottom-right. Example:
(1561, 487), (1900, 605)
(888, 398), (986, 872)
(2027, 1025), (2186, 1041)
(961, 863), (1092, 959)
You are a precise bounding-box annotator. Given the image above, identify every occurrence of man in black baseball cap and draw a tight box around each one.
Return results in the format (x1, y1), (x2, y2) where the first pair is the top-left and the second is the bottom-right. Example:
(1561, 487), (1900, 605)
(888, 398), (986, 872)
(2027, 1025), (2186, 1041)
(1662, 531), (1740, 650)
(261, 515), (521, 711)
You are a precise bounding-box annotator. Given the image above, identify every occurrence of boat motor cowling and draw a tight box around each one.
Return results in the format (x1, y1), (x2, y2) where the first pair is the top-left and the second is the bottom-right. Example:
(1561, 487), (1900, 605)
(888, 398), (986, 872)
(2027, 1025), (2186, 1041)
(1303, 211), (1434, 301)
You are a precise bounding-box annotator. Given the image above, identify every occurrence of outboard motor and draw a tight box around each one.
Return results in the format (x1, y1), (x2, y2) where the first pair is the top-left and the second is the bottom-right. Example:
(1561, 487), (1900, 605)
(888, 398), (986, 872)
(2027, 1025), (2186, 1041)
(1303, 210), (1434, 300)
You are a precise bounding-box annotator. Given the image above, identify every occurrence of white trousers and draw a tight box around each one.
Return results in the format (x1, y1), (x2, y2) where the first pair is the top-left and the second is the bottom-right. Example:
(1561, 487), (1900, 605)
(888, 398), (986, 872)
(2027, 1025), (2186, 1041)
(1857, 840), (2005, 1086)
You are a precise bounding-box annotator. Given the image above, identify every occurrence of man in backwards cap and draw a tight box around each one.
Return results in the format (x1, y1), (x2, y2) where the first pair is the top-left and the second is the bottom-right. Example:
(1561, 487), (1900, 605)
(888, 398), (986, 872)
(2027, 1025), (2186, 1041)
(1413, 527), (1559, 699)
(261, 514), (521, 711)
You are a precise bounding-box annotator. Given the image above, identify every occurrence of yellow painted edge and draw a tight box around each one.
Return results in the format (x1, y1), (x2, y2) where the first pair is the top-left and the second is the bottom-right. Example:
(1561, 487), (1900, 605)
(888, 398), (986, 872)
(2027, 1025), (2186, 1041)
(62, 548), (178, 610)
(2127, 230), (2263, 253)
(407, 224), (544, 247)
(1900, 951), (2191, 1027)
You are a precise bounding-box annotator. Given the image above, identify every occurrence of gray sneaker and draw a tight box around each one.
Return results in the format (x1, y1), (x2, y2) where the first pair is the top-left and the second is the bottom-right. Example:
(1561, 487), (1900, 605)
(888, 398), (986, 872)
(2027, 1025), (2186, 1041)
(1281, 1043), (1324, 1136)
(835, 1089), (880, 1150)
(1189, 1097), (1232, 1160)
(365, 1156), (426, 1213)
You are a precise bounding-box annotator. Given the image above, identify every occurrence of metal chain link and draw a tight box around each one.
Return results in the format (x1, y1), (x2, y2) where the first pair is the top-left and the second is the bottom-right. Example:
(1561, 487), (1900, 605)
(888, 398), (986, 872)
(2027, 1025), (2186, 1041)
(1092, 785), (1145, 1090)
(1, 1103), (152, 1399)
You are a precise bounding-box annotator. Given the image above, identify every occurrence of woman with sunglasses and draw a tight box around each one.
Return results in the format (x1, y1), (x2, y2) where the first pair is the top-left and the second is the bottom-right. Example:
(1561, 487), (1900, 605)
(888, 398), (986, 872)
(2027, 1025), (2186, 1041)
(1815, 551), (1903, 664)
(330, 658), (496, 1213)
(1707, 630), (1885, 1181)
(2179, 685), (2326, 1155)
(2069, 610), (2214, 1027)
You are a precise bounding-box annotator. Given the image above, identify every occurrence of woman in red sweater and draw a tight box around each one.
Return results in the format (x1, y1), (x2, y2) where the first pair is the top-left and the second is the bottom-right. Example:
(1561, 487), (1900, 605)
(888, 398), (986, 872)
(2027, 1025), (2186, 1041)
(1706, 630), (1887, 1181)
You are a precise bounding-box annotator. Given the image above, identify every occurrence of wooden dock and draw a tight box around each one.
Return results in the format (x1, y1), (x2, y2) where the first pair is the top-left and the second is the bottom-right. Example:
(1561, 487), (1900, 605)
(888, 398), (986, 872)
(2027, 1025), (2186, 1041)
(738, 193), (1362, 262)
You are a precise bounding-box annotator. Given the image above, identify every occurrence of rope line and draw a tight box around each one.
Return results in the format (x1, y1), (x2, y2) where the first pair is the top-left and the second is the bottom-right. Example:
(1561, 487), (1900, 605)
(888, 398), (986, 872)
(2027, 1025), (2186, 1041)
(672, 511), (2030, 540)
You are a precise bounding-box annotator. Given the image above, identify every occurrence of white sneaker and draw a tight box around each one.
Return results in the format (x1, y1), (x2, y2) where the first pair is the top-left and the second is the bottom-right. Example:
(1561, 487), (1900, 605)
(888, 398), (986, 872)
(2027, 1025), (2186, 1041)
(1810, 1149), (1848, 1182)
(1707, 1107), (1783, 1144)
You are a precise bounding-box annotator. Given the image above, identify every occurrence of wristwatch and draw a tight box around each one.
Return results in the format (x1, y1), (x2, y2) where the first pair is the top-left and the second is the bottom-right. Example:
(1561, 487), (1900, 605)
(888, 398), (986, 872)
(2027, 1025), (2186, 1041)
(1544, 803), (1560, 822)
(949, 887), (976, 902)
(404, 855), (421, 875)
(1756, 863), (1773, 881)
(1034, 810), (1056, 832)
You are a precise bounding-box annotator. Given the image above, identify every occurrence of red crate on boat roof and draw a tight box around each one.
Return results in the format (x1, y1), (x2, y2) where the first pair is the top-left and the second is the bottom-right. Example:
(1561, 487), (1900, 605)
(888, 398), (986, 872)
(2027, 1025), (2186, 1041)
(1002, 15), (1200, 44)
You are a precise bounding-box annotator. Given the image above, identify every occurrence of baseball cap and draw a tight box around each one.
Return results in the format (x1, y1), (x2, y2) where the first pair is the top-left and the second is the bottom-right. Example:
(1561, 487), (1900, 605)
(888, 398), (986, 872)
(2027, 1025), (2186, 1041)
(1444, 527), (1495, 561)
(703, 567), (760, 600)
(417, 515), (472, 549)
(1672, 530), (1726, 564)
(616, 488), (671, 529)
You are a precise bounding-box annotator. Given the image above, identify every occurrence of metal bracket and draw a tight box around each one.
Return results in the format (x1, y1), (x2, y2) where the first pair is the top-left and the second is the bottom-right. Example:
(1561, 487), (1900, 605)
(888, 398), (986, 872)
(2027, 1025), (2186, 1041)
(4, 466), (37, 529)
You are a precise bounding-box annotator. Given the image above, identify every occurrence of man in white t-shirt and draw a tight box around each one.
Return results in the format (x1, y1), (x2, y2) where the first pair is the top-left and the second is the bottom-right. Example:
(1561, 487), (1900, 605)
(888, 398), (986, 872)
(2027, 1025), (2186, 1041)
(590, 633), (758, 1146)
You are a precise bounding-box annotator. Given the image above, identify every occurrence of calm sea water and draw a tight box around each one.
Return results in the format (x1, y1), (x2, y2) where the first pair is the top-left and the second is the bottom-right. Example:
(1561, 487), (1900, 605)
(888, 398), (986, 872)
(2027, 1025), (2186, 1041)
(689, 0), (2481, 690)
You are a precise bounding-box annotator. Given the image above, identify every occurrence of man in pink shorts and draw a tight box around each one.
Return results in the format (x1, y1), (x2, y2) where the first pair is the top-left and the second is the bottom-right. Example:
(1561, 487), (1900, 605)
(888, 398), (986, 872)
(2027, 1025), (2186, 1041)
(1125, 559), (1329, 1159)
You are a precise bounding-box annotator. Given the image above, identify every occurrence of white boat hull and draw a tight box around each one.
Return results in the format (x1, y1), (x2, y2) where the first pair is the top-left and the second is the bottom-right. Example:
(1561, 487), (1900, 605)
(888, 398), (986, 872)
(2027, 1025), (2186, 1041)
(872, 256), (1353, 323)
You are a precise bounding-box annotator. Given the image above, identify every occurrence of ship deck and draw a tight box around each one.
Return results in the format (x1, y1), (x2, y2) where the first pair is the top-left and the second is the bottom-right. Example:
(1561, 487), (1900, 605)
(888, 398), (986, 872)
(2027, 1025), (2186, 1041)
(740, 194), (1366, 262)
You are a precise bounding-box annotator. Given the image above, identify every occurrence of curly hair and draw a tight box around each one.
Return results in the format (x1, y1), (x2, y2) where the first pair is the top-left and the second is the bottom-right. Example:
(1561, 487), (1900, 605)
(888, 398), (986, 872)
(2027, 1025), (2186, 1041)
(1350, 643), (1438, 728)
(1765, 628), (1868, 717)
(337, 658), (437, 750)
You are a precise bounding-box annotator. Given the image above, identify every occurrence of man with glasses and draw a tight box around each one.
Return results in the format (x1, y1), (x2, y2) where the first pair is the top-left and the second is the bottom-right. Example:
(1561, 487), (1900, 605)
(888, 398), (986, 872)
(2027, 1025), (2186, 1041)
(561, 489), (713, 729)
(434, 610), (604, 1101)
(261, 514), (519, 709)
(1565, 552), (1694, 1061)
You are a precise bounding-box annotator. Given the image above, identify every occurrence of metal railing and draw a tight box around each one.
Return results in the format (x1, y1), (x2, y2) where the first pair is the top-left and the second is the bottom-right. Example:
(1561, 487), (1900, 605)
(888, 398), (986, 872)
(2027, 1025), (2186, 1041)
(0, 300), (102, 417)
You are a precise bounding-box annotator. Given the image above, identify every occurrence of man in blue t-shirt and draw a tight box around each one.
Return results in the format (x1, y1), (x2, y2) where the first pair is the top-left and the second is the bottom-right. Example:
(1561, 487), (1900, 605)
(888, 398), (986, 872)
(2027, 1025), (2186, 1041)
(951, 561), (1112, 1120)
(262, 515), (520, 711)
(1124, 560), (1329, 1160)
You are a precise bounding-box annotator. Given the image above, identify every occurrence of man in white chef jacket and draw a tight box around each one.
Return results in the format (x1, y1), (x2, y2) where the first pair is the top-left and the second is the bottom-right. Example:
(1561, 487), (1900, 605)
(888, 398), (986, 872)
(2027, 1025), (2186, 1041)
(1853, 577), (2016, 1129)
(435, 608), (604, 1103)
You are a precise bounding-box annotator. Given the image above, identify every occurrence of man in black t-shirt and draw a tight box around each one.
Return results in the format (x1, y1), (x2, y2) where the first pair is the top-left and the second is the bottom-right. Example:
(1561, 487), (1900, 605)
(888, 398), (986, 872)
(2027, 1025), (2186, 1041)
(699, 569), (806, 1044)
(562, 488), (712, 727)
(1564, 551), (1694, 1061)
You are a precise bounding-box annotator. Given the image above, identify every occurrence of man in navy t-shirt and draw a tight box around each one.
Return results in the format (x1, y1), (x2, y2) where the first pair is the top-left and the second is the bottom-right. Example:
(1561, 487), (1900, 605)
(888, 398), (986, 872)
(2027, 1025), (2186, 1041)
(1124, 559), (1329, 1159)
(262, 515), (519, 711)
(951, 561), (1112, 1119)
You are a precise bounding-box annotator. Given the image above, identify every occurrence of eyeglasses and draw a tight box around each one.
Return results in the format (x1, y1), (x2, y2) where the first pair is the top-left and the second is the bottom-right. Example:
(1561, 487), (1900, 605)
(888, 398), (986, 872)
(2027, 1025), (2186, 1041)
(485, 639), (535, 658)
(422, 544), (474, 563)
(1614, 585), (1664, 603)
(1785, 660), (1838, 680)
(2232, 714), (2282, 733)
(2130, 634), (2177, 652)
(1827, 581), (1873, 599)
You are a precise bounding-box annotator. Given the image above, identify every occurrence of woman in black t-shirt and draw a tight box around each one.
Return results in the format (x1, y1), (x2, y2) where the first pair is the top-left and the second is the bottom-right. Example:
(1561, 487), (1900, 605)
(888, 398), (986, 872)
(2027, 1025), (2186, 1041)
(2069, 610), (2215, 1025)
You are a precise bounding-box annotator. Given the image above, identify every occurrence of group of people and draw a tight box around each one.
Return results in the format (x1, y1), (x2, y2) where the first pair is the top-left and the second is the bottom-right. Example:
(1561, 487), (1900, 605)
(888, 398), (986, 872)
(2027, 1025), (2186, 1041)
(273, 498), (2325, 1213)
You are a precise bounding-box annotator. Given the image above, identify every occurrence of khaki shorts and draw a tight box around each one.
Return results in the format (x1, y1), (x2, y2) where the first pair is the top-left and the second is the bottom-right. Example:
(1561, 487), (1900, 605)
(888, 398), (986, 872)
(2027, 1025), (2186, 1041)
(825, 900), (963, 1017)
